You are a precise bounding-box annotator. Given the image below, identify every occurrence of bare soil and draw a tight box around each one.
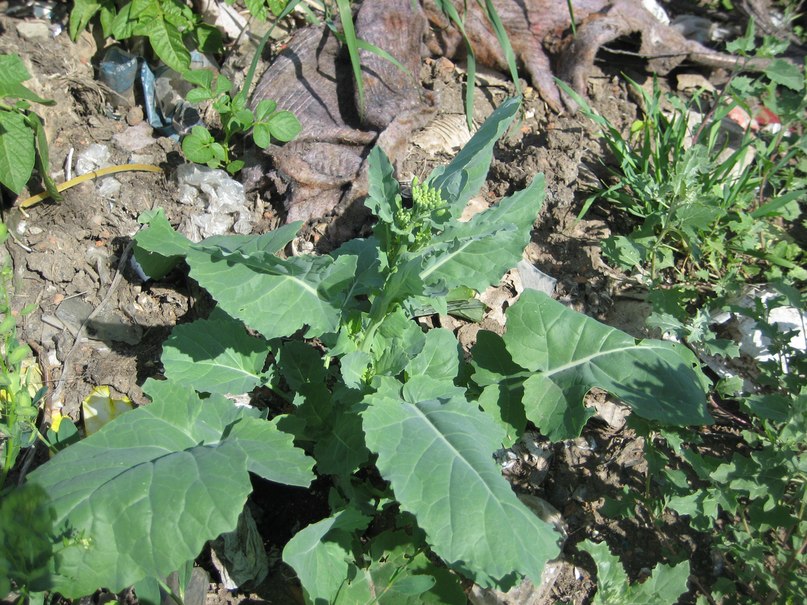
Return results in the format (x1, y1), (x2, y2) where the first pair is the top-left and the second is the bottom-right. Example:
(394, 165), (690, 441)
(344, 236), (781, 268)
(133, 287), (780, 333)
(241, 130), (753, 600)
(0, 6), (758, 604)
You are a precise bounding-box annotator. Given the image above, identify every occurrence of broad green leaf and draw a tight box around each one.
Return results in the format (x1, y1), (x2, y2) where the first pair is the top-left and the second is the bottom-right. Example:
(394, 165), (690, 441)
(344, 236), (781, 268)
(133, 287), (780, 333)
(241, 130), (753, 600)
(276, 340), (327, 394)
(181, 127), (217, 164)
(420, 173), (544, 292)
(194, 23), (223, 54)
(366, 145), (400, 227)
(253, 99), (277, 121)
(340, 351), (372, 389)
(274, 341), (333, 437)
(283, 515), (351, 605)
(283, 508), (371, 605)
(110, 1), (137, 39)
(28, 380), (314, 597)
(370, 308), (426, 377)
(402, 376), (467, 403)
(477, 384), (525, 447)
(187, 247), (356, 340)
(200, 221), (302, 259)
(362, 392), (560, 589)
(161, 307), (269, 394)
(246, 0), (270, 19)
(405, 328), (460, 383)
(68, 0), (101, 40)
(98, 0), (117, 37)
(0, 110), (35, 194)
(0, 56), (53, 104)
(429, 96), (521, 216)
(252, 122), (272, 149)
(334, 531), (465, 604)
(0, 483), (56, 596)
(742, 393), (791, 422)
(582, 539), (690, 605)
(266, 110), (301, 142)
(765, 59), (804, 91)
(0, 54), (31, 87)
(503, 290), (711, 439)
(311, 386), (369, 480)
(331, 236), (385, 301)
(522, 372), (594, 441)
(144, 18), (191, 72)
(314, 402), (369, 479)
(667, 491), (718, 529)
(133, 209), (193, 279)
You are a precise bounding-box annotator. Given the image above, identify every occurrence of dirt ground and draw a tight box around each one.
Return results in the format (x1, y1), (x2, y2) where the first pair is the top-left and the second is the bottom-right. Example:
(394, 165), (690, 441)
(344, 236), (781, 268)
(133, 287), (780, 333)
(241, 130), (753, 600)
(0, 3), (773, 604)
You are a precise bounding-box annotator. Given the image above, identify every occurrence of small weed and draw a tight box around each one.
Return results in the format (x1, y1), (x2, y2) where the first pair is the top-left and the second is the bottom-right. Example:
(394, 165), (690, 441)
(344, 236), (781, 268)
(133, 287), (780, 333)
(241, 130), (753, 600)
(0, 222), (44, 491)
(181, 71), (301, 174)
(67, 0), (224, 73)
(560, 47), (805, 307)
(566, 26), (806, 603)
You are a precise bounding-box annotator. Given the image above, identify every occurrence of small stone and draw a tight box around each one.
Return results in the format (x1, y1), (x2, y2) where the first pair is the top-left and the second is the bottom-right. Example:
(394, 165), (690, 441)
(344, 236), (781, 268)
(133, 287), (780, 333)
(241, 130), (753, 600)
(16, 21), (50, 41)
(125, 105), (144, 126)
(433, 56), (456, 80)
(113, 122), (154, 152)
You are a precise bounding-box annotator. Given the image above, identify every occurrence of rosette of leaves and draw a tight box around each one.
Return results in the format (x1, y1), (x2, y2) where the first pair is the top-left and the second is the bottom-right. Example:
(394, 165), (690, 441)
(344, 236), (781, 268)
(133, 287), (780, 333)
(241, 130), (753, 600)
(28, 97), (711, 602)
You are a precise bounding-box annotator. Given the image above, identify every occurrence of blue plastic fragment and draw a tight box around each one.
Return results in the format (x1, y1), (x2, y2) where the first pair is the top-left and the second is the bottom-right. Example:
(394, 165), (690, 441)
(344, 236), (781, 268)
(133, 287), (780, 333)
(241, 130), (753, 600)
(99, 47), (138, 94)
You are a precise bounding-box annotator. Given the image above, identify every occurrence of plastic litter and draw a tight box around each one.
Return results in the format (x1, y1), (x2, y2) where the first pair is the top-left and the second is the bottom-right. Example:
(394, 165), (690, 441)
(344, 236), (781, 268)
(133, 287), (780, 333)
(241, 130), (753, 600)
(142, 52), (212, 137)
(516, 259), (557, 296)
(176, 163), (253, 240)
(75, 143), (112, 175)
(82, 386), (134, 435)
(74, 143), (122, 199)
(112, 122), (156, 153)
(99, 46), (139, 103)
(672, 14), (735, 43)
(715, 288), (806, 372)
(197, 0), (248, 41)
(5, 0), (67, 35)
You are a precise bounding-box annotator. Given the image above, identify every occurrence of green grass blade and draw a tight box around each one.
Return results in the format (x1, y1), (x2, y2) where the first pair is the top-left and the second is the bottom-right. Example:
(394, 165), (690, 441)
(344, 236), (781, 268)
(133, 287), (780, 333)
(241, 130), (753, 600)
(238, 0), (306, 106)
(434, 0), (477, 130)
(480, 0), (521, 96)
(336, 0), (364, 119)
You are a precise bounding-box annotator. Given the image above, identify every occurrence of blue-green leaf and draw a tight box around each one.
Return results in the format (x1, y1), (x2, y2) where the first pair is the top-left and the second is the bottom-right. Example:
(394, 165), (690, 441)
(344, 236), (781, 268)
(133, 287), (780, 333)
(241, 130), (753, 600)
(187, 248), (357, 340)
(28, 380), (314, 597)
(429, 97), (522, 217)
(362, 391), (560, 589)
(161, 307), (269, 394)
(503, 290), (711, 439)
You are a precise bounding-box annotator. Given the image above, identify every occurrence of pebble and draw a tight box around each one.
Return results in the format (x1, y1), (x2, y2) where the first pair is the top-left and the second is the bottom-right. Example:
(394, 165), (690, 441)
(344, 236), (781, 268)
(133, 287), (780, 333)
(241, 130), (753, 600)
(16, 21), (50, 41)
(125, 105), (144, 126)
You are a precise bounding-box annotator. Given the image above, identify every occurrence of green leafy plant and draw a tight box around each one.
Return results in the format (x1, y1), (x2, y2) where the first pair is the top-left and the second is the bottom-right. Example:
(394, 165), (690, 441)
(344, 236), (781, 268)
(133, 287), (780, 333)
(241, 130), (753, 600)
(177, 0), (305, 174)
(0, 483), (60, 602)
(563, 30), (806, 601)
(0, 222), (45, 491)
(181, 70), (301, 174)
(0, 55), (58, 201)
(26, 98), (711, 601)
(581, 539), (690, 605)
(560, 52), (805, 303)
(68, 0), (224, 73)
(603, 289), (806, 603)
